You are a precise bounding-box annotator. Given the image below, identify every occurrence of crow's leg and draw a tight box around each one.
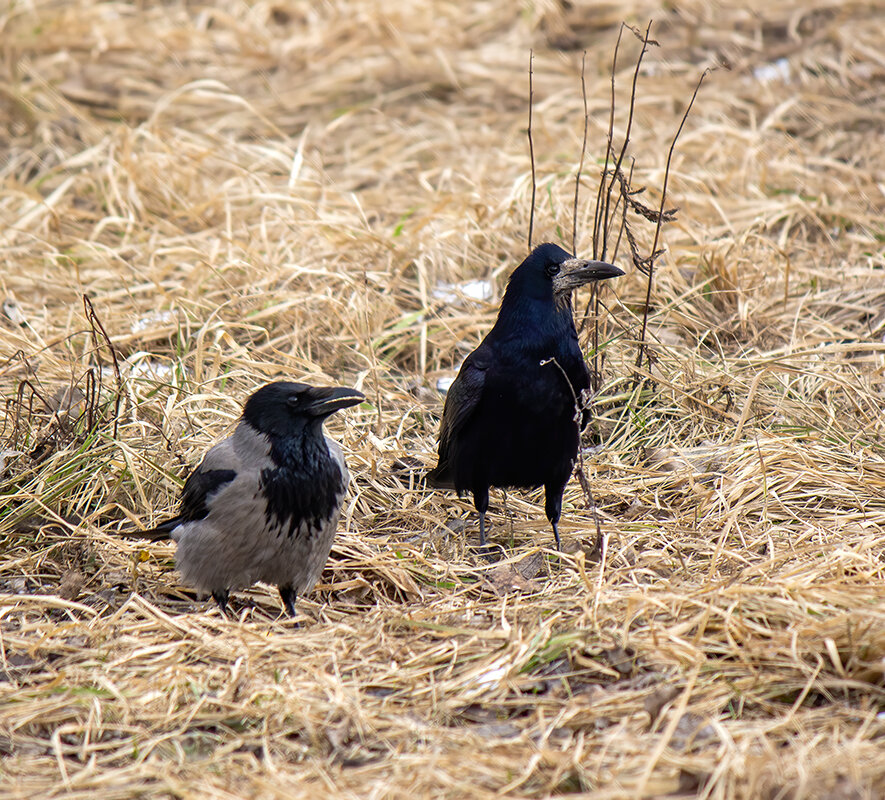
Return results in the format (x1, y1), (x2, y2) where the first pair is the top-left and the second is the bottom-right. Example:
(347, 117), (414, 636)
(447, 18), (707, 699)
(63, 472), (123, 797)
(473, 487), (490, 548)
(544, 482), (567, 551)
(278, 585), (298, 619)
(550, 520), (561, 551)
(211, 589), (231, 616)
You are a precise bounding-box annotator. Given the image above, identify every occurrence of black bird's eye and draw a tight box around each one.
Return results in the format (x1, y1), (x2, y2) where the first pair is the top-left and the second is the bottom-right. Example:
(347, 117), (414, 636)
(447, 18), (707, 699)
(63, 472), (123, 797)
(287, 395), (300, 407)
(545, 262), (561, 278)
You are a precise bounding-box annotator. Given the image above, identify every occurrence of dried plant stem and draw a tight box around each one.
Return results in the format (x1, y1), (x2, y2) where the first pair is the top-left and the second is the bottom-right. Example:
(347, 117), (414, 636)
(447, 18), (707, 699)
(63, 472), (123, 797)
(634, 68), (710, 375)
(572, 50), (589, 256)
(527, 49), (536, 253)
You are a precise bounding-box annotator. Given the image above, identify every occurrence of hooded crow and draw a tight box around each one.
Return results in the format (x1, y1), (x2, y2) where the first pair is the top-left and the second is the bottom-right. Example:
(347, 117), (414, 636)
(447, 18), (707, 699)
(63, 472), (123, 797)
(129, 381), (364, 617)
(426, 243), (623, 550)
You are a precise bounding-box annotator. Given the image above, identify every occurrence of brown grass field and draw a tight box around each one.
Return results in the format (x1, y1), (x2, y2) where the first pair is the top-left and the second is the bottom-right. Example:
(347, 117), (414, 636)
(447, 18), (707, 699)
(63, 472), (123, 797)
(2, 1), (885, 797)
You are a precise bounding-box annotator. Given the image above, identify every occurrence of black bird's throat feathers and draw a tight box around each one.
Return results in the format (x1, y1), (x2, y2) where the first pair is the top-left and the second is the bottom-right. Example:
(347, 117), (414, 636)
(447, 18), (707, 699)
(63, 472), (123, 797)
(259, 424), (345, 537)
(492, 263), (578, 353)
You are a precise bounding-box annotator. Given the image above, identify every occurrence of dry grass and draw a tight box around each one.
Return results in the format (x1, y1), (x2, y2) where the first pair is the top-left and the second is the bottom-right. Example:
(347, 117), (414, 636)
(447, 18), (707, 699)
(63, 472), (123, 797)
(2, 1), (885, 797)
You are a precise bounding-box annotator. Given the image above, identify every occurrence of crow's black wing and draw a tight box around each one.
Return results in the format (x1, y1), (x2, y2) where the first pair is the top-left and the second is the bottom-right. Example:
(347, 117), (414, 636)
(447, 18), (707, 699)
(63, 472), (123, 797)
(177, 466), (238, 523)
(426, 352), (488, 487)
(138, 464), (237, 538)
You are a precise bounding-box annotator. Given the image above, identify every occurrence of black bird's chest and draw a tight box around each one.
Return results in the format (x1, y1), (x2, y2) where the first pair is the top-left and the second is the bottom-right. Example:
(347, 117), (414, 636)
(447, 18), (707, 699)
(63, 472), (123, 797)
(485, 349), (578, 419)
(260, 435), (343, 537)
(466, 335), (587, 489)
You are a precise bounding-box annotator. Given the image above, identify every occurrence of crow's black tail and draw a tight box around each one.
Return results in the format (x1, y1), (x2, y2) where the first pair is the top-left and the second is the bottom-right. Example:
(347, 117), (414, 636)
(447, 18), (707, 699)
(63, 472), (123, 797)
(118, 518), (181, 542)
(425, 465), (455, 490)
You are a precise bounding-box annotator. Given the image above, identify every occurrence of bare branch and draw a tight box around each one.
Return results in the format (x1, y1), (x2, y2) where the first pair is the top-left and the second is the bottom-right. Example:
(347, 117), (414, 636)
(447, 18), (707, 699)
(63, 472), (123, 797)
(83, 294), (122, 439)
(572, 50), (589, 255)
(540, 355), (605, 558)
(527, 49), (536, 254)
(592, 23), (624, 261)
(599, 21), (656, 259)
(634, 67), (710, 374)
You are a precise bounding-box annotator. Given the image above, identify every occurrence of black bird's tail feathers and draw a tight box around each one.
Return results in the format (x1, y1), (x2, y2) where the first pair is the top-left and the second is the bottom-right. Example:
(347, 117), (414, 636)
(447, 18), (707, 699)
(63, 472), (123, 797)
(425, 464), (454, 490)
(120, 518), (181, 542)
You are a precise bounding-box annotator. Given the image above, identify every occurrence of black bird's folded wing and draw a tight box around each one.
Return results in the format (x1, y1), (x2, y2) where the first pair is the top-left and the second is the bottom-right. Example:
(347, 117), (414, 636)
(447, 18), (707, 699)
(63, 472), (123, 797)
(176, 466), (238, 524)
(426, 354), (488, 488)
(135, 442), (238, 539)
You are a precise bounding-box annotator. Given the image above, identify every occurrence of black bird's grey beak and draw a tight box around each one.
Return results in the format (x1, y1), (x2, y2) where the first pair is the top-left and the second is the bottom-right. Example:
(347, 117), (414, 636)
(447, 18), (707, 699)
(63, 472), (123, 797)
(299, 387), (365, 416)
(553, 258), (625, 296)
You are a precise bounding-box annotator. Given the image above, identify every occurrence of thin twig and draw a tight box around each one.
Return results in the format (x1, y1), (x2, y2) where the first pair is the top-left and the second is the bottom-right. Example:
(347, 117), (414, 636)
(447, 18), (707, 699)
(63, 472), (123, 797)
(611, 158), (634, 266)
(539, 355), (602, 554)
(593, 24), (624, 261)
(527, 49), (536, 254)
(574, 463), (605, 560)
(572, 50), (589, 255)
(634, 68), (710, 375)
(600, 22), (656, 258)
(83, 294), (122, 438)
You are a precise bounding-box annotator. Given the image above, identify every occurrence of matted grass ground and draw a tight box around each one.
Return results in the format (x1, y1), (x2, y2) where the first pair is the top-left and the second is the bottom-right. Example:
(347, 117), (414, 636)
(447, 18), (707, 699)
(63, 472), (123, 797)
(2, 1), (885, 797)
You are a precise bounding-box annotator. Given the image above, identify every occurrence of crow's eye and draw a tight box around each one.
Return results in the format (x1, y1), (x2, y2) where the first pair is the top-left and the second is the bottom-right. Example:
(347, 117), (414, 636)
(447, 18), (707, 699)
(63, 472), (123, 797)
(287, 395), (300, 407)
(545, 262), (561, 278)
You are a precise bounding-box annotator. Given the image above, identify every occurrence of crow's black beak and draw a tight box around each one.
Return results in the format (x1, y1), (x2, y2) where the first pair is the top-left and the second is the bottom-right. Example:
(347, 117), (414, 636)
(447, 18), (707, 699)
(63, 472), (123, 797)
(554, 258), (625, 295)
(299, 387), (365, 416)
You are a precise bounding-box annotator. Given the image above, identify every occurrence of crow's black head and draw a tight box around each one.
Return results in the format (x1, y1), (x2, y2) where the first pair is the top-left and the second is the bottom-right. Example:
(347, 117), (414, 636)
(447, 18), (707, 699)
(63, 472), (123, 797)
(243, 381), (364, 438)
(503, 243), (624, 304)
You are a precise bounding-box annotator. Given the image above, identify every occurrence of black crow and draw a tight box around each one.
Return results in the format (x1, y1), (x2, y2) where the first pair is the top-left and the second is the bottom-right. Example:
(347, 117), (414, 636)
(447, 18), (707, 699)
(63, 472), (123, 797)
(127, 381), (364, 617)
(426, 242), (623, 550)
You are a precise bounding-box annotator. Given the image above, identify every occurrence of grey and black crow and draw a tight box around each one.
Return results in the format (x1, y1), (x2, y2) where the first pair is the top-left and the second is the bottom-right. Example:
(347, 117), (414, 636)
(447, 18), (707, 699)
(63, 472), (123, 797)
(129, 381), (363, 617)
(426, 243), (623, 550)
